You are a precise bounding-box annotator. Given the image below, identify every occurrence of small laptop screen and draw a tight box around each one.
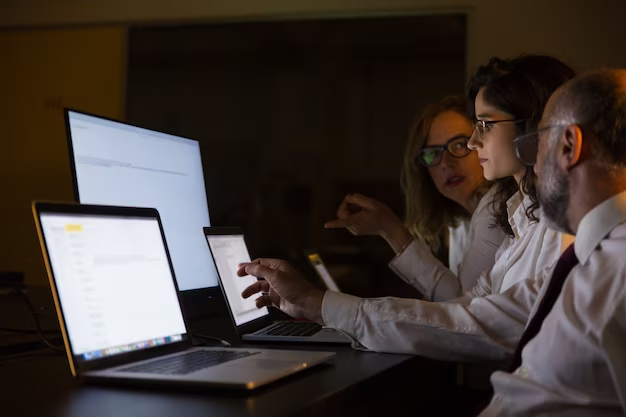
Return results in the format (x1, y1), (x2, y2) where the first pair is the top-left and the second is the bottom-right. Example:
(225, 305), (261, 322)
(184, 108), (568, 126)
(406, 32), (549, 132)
(39, 213), (187, 361)
(205, 234), (269, 326)
(307, 253), (340, 292)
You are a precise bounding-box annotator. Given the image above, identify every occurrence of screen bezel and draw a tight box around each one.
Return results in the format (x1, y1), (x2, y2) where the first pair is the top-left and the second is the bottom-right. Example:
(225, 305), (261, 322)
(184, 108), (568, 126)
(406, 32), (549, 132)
(63, 108), (222, 320)
(203, 227), (274, 334)
(33, 202), (192, 374)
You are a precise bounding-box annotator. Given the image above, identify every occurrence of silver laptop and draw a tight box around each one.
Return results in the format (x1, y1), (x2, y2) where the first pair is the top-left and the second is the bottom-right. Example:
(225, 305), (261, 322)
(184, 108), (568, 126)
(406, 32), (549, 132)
(33, 202), (335, 390)
(304, 251), (341, 292)
(204, 228), (352, 344)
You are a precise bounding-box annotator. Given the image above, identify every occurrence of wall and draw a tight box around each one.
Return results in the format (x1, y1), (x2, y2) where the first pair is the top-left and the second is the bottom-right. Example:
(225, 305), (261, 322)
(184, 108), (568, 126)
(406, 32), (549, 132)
(2, 0), (626, 73)
(0, 27), (126, 285)
(125, 17), (466, 271)
(1, 0), (626, 285)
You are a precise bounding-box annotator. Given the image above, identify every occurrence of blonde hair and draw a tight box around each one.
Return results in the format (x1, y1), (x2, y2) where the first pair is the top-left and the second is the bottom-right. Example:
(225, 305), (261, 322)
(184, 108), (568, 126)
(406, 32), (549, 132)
(401, 96), (486, 254)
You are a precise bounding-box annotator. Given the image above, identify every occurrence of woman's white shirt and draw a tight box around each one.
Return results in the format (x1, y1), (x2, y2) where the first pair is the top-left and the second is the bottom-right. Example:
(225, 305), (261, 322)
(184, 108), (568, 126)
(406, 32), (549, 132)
(322, 191), (574, 360)
(389, 185), (505, 301)
(448, 219), (471, 277)
(466, 191), (570, 298)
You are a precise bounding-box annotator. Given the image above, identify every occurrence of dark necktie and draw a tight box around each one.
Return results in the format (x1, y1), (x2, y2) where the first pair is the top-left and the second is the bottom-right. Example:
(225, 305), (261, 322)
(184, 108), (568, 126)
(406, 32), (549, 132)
(508, 243), (579, 372)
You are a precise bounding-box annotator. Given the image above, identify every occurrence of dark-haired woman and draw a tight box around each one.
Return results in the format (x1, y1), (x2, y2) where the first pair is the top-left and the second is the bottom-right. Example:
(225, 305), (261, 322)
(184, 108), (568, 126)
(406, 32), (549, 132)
(321, 55), (575, 358)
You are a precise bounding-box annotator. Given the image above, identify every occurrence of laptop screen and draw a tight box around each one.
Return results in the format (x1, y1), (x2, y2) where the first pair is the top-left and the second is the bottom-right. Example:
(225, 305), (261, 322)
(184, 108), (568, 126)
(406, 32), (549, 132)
(205, 234), (269, 326)
(39, 212), (187, 361)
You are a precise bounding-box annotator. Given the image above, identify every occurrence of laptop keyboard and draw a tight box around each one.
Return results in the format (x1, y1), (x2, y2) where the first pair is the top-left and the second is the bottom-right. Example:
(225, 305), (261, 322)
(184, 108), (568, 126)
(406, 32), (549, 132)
(256, 321), (322, 337)
(120, 350), (259, 375)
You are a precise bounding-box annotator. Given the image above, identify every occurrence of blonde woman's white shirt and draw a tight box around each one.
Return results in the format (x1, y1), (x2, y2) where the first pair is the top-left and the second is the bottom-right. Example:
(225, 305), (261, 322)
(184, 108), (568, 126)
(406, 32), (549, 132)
(389, 185), (506, 301)
(480, 191), (626, 417)
(448, 218), (471, 277)
(322, 191), (574, 360)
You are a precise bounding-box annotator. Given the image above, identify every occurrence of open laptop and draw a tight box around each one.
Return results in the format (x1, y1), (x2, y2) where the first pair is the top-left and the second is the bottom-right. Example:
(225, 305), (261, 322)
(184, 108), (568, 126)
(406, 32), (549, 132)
(33, 202), (335, 389)
(304, 251), (341, 292)
(204, 228), (352, 344)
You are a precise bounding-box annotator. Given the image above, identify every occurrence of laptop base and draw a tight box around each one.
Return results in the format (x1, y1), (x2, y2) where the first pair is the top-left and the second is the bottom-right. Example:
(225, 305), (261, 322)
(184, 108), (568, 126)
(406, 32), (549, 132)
(84, 346), (335, 390)
(243, 329), (352, 344)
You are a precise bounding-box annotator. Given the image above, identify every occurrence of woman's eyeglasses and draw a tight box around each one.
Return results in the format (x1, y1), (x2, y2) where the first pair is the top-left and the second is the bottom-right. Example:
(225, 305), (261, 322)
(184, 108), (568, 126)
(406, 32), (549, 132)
(474, 119), (527, 138)
(417, 136), (472, 168)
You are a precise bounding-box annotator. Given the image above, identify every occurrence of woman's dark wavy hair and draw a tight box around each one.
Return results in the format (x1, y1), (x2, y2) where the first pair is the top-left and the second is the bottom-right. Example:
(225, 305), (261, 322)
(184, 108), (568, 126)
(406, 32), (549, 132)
(467, 55), (576, 236)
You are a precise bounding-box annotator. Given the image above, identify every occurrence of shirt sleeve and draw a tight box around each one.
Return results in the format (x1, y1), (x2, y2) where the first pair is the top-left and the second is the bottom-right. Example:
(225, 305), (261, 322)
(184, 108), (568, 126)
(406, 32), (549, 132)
(389, 198), (504, 302)
(322, 268), (551, 361)
(388, 238), (461, 301)
(600, 294), (626, 412)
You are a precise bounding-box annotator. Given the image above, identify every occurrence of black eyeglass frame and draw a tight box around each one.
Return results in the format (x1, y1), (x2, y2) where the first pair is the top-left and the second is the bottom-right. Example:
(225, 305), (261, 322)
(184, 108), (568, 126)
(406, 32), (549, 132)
(473, 118), (528, 138)
(513, 125), (567, 166)
(416, 135), (472, 168)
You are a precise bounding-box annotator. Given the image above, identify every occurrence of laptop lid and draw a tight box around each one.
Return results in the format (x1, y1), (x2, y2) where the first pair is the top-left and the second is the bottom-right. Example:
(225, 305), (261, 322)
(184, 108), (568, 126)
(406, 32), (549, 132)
(305, 251), (340, 292)
(203, 228), (273, 334)
(33, 202), (190, 376)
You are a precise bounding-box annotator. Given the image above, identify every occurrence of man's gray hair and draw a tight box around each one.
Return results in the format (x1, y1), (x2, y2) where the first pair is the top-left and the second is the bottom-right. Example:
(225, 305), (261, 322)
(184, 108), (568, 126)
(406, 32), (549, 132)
(553, 69), (626, 171)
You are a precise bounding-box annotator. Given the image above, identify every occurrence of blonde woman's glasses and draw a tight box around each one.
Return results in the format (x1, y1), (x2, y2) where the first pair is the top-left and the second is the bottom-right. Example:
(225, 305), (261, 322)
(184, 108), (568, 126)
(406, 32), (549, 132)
(417, 136), (471, 168)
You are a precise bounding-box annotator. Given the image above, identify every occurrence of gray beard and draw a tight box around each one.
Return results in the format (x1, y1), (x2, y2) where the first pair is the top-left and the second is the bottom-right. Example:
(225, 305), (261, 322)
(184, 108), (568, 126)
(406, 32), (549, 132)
(537, 158), (573, 235)
(539, 207), (572, 235)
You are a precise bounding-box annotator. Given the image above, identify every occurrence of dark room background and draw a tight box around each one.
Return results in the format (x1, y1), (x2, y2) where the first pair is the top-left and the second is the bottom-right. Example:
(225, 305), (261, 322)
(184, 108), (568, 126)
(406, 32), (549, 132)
(5, 1), (626, 288)
(126, 14), (466, 296)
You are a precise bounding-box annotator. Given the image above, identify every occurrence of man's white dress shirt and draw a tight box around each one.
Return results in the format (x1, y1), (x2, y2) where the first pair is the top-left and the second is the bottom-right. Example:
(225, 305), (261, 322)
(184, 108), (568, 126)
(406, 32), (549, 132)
(480, 191), (626, 416)
(322, 191), (574, 360)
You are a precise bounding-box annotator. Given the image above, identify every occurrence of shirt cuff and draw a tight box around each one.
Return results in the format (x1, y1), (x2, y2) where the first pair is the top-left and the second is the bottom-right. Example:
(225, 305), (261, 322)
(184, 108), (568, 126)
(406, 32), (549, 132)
(321, 290), (362, 336)
(388, 239), (432, 280)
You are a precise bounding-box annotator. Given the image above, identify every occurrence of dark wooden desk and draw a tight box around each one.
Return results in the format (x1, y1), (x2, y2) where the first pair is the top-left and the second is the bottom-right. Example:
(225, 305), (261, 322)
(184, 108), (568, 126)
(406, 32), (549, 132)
(0, 288), (458, 417)
(0, 343), (457, 417)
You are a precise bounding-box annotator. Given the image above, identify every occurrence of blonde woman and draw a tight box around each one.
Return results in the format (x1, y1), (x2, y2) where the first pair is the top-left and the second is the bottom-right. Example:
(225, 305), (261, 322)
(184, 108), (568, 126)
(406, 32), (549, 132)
(325, 96), (506, 301)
